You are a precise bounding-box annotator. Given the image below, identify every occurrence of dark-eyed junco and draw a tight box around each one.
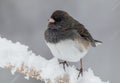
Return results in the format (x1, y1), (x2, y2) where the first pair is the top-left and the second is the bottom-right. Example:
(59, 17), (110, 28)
(44, 10), (102, 77)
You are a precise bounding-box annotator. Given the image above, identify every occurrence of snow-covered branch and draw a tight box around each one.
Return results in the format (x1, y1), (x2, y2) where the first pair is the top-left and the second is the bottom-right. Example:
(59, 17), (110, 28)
(0, 37), (109, 83)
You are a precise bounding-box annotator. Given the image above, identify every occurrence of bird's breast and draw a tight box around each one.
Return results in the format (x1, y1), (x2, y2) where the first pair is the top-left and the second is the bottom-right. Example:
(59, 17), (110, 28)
(46, 39), (89, 62)
(44, 28), (75, 43)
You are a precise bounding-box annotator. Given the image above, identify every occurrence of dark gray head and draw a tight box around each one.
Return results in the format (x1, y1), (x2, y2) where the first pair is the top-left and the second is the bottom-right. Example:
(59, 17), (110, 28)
(48, 10), (74, 30)
(45, 10), (79, 43)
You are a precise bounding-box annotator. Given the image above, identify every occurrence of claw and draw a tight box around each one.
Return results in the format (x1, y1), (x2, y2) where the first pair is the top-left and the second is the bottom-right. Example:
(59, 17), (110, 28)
(59, 61), (69, 71)
(76, 67), (83, 79)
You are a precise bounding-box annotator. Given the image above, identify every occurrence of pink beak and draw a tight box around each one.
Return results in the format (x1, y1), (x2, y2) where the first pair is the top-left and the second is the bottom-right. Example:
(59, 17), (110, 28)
(48, 18), (55, 23)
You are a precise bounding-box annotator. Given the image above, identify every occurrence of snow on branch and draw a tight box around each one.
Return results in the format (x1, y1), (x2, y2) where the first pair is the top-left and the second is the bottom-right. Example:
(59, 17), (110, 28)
(0, 37), (109, 83)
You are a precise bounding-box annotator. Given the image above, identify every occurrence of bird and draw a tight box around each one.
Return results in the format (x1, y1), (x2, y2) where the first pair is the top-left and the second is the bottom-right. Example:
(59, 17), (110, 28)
(44, 10), (102, 78)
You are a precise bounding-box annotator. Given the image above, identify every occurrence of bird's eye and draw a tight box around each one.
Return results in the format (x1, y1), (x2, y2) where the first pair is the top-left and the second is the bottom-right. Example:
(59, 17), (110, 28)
(56, 18), (62, 22)
(54, 15), (64, 22)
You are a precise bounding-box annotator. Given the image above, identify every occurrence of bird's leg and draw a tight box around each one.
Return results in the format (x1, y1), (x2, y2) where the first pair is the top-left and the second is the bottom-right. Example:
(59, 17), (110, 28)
(59, 61), (69, 70)
(76, 59), (83, 78)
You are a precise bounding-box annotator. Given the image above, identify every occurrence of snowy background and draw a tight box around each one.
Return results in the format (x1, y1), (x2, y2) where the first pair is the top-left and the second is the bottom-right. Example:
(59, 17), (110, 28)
(0, 0), (119, 83)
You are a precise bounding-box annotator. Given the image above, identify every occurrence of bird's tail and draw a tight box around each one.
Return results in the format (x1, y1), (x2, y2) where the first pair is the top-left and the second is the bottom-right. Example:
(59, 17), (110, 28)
(91, 40), (102, 47)
(94, 40), (102, 46)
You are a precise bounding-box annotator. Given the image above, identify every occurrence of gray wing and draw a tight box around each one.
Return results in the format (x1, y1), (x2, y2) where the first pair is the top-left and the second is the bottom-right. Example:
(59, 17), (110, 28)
(76, 24), (96, 47)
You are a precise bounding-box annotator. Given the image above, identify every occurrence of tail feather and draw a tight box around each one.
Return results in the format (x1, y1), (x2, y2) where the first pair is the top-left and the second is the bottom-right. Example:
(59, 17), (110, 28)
(94, 40), (102, 46)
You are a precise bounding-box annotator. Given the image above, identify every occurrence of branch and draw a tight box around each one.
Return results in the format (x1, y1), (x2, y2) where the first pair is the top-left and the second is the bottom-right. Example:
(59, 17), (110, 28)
(0, 37), (109, 83)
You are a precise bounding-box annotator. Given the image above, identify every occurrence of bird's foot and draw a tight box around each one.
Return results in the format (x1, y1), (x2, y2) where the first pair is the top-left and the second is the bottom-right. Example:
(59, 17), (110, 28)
(59, 61), (69, 71)
(76, 67), (83, 79)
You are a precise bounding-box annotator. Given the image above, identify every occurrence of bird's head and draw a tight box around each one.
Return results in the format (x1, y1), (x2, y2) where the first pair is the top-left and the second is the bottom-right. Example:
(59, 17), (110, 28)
(48, 10), (73, 30)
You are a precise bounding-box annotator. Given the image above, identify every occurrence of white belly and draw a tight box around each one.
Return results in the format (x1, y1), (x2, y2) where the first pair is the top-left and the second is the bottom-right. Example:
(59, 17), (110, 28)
(46, 39), (89, 62)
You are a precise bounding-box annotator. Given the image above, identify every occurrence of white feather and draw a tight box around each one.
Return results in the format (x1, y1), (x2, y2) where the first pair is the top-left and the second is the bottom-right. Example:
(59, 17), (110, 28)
(95, 42), (102, 46)
(46, 39), (89, 62)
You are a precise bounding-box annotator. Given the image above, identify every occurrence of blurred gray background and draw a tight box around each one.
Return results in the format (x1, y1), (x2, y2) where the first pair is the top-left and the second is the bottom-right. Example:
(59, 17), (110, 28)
(0, 0), (120, 83)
